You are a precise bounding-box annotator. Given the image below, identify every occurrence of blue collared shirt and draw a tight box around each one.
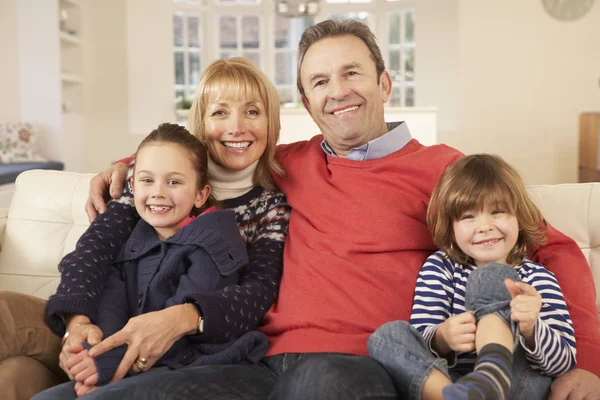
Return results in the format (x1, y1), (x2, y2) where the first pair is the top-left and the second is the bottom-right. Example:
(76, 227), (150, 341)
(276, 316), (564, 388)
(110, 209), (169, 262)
(320, 121), (413, 161)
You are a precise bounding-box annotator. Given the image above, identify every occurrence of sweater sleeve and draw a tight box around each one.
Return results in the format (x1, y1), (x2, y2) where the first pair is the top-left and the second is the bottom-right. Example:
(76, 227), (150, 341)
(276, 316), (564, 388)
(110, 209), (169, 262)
(45, 167), (138, 336)
(182, 192), (290, 342)
(410, 252), (456, 362)
(86, 265), (129, 385)
(530, 223), (600, 376)
(519, 266), (576, 376)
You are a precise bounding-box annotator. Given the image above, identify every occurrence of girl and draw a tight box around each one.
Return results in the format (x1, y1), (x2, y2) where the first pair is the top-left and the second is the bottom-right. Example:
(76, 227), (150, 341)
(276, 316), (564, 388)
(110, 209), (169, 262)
(36, 123), (269, 398)
(368, 154), (576, 400)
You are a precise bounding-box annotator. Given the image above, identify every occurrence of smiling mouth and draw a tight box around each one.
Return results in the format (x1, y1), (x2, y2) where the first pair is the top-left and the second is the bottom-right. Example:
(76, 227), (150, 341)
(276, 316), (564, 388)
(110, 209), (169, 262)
(223, 141), (252, 149)
(474, 238), (502, 246)
(332, 105), (359, 115)
(148, 205), (172, 213)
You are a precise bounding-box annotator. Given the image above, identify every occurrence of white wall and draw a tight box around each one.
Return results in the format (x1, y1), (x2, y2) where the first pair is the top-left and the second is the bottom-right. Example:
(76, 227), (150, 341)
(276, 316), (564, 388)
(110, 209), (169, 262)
(0, 0), (20, 121)
(453, 0), (600, 184)
(82, 0), (140, 172)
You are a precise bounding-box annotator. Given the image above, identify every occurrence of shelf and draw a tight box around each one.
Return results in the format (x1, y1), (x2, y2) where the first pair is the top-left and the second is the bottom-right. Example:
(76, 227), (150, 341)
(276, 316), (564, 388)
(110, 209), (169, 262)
(60, 0), (80, 8)
(61, 73), (83, 84)
(60, 31), (81, 46)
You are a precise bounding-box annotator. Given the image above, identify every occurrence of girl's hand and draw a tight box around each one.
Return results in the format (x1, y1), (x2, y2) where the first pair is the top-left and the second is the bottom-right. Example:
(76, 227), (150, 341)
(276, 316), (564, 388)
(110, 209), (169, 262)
(505, 279), (542, 347)
(59, 316), (103, 380)
(435, 310), (477, 354)
(74, 381), (99, 397)
(65, 349), (98, 385)
(88, 304), (197, 381)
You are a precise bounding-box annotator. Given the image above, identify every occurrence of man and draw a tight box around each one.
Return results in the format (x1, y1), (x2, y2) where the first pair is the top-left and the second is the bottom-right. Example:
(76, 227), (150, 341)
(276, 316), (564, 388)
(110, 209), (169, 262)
(85, 20), (600, 399)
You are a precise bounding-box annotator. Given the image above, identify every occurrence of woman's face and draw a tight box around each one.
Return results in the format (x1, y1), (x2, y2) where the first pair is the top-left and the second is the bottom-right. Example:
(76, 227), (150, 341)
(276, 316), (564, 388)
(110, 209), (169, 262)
(203, 95), (268, 172)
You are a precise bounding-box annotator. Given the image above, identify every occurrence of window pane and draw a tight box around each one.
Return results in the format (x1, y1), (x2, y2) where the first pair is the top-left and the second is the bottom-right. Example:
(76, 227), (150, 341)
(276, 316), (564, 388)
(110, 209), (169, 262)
(188, 16), (200, 48)
(328, 12), (370, 27)
(405, 10), (415, 43)
(388, 49), (401, 82)
(275, 53), (294, 85)
(275, 17), (290, 49)
(242, 16), (260, 49)
(175, 89), (185, 102)
(174, 52), (185, 84)
(219, 16), (237, 49)
(388, 13), (400, 45)
(405, 87), (414, 106)
(216, 0), (235, 3)
(404, 48), (414, 82)
(189, 53), (200, 86)
(220, 51), (236, 59)
(390, 87), (401, 107)
(278, 87), (294, 105)
(173, 14), (184, 47)
(243, 52), (260, 68)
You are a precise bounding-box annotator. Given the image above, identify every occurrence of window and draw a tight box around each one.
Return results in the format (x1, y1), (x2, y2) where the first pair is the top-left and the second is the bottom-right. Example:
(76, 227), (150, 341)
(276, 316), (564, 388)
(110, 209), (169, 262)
(173, 0), (416, 108)
(173, 12), (202, 107)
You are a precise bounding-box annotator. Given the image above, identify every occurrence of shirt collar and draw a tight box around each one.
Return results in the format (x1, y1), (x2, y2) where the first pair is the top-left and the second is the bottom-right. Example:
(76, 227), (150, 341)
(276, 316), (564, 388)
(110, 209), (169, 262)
(320, 121), (412, 160)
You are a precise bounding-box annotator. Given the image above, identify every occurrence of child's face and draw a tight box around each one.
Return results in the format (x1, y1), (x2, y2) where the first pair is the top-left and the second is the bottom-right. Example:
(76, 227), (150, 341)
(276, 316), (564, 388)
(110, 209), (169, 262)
(452, 202), (519, 267)
(133, 143), (210, 240)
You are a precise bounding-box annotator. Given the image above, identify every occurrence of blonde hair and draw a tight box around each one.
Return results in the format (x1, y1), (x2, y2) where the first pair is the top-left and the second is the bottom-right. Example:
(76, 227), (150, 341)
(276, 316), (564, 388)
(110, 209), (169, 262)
(188, 57), (283, 191)
(427, 154), (546, 266)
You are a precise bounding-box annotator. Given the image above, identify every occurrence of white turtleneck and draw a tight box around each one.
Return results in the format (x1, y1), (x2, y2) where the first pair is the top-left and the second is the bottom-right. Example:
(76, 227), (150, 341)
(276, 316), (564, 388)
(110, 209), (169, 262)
(207, 156), (257, 201)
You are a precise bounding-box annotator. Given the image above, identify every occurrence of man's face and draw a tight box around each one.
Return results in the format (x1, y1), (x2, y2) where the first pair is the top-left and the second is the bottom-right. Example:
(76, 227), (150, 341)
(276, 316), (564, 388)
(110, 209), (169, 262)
(300, 34), (392, 157)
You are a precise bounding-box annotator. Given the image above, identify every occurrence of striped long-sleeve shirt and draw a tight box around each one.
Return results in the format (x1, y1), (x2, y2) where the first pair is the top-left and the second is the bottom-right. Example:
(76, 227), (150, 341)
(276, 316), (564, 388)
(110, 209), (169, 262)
(410, 250), (577, 377)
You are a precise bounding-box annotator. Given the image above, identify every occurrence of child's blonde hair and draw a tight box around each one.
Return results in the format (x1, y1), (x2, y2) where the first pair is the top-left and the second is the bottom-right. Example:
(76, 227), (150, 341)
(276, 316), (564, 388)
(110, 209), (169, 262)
(187, 57), (283, 191)
(427, 154), (546, 266)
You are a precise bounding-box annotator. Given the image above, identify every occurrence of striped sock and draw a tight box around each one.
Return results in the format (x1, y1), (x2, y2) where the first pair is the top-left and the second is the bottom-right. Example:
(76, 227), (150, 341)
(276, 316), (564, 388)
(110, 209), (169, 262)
(443, 343), (513, 400)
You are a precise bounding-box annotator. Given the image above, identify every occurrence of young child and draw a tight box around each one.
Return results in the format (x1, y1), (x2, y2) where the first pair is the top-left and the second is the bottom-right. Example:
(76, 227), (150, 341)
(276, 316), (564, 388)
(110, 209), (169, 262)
(45, 123), (267, 396)
(368, 154), (576, 400)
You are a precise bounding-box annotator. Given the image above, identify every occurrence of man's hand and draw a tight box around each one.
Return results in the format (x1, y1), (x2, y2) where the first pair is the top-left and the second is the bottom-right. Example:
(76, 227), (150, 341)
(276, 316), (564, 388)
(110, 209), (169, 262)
(548, 369), (600, 400)
(434, 310), (476, 355)
(505, 279), (542, 347)
(59, 316), (103, 380)
(85, 162), (129, 222)
(89, 305), (195, 381)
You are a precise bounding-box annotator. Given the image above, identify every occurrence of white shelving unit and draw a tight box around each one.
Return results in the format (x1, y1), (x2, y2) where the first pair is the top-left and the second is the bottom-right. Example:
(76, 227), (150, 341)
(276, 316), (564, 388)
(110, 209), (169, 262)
(16, 0), (85, 172)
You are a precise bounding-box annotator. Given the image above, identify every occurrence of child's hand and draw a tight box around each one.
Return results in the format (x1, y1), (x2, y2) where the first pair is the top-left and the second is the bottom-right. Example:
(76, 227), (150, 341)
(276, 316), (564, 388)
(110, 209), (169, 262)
(505, 279), (542, 347)
(66, 348), (99, 386)
(436, 310), (477, 354)
(74, 381), (99, 397)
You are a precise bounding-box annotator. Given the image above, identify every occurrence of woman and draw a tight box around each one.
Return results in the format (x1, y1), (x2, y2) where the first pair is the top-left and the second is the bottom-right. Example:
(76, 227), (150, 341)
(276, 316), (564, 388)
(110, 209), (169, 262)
(1, 57), (289, 400)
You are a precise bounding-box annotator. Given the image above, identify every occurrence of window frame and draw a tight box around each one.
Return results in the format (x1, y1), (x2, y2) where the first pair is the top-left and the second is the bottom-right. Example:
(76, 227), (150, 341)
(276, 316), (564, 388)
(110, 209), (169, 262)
(173, 0), (416, 108)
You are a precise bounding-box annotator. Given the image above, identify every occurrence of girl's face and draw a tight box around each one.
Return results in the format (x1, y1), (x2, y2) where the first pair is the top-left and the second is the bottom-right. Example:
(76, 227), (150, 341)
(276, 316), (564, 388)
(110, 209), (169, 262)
(452, 202), (519, 267)
(203, 95), (268, 172)
(132, 143), (210, 240)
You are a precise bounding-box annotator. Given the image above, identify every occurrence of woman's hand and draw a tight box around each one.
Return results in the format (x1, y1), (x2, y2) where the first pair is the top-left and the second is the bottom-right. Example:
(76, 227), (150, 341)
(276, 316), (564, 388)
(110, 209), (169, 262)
(88, 304), (198, 381)
(85, 162), (129, 222)
(59, 315), (103, 381)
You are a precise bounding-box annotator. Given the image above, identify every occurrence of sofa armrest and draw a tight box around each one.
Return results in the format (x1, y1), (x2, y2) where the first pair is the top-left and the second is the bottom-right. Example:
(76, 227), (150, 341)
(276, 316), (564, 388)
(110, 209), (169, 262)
(0, 208), (8, 251)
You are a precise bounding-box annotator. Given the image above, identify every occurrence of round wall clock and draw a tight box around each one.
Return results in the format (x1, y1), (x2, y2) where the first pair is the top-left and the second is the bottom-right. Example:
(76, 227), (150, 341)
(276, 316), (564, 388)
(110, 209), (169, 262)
(541, 0), (595, 21)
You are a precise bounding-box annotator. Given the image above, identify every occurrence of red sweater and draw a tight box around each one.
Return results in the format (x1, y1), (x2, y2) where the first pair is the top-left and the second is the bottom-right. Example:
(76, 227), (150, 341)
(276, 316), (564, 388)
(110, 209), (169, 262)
(263, 135), (600, 377)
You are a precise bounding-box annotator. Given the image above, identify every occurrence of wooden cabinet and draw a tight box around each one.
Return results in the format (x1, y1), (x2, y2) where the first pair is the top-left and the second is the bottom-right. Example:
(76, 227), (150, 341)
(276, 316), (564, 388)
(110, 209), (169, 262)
(579, 113), (600, 182)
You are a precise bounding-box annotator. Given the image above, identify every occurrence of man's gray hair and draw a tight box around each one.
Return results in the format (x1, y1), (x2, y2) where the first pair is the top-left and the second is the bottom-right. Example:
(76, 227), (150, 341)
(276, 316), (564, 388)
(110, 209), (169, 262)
(297, 19), (385, 98)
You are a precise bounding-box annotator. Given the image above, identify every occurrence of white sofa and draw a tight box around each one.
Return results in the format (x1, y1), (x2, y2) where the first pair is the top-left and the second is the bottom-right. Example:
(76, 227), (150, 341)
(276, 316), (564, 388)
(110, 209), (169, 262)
(0, 170), (599, 322)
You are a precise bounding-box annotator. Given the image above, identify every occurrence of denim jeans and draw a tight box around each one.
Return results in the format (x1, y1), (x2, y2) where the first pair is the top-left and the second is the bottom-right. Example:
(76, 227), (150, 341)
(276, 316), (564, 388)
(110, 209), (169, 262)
(33, 353), (398, 400)
(368, 263), (552, 400)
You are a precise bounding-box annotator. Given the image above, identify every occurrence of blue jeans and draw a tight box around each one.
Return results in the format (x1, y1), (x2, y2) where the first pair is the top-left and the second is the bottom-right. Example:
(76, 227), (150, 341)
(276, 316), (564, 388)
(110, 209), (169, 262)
(32, 353), (398, 400)
(368, 263), (552, 400)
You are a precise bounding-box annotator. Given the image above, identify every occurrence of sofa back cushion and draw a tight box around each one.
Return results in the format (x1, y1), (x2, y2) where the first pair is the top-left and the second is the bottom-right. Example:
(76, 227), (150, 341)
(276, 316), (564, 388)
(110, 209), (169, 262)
(0, 171), (598, 319)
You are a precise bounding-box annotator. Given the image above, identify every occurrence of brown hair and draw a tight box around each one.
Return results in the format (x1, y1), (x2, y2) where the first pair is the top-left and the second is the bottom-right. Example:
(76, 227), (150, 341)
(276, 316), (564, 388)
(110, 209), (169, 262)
(297, 19), (386, 98)
(188, 57), (283, 191)
(427, 154), (546, 266)
(135, 122), (217, 213)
